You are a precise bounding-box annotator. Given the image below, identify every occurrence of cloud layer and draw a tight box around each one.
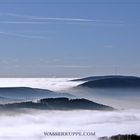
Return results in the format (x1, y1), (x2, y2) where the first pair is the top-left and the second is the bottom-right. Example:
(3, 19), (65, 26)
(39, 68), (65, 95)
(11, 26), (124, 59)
(0, 109), (140, 140)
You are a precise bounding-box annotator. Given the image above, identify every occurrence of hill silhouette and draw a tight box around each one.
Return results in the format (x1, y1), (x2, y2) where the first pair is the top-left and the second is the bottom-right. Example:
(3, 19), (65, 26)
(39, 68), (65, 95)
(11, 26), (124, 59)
(99, 134), (140, 140)
(0, 87), (75, 101)
(0, 98), (114, 110)
(77, 76), (140, 88)
(72, 75), (140, 82)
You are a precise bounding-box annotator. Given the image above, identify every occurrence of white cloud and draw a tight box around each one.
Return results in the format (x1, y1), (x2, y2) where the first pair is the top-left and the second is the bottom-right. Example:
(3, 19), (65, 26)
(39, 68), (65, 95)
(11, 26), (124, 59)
(0, 109), (140, 140)
(0, 21), (51, 24)
(0, 31), (49, 39)
(1, 13), (124, 25)
(0, 78), (82, 91)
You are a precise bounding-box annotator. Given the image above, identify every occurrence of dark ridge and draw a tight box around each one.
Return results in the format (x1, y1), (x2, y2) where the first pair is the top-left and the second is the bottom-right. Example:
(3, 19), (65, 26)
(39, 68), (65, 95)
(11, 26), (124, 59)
(72, 75), (140, 82)
(0, 87), (52, 92)
(77, 76), (140, 88)
(0, 87), (75, 100)
(99, 134), (140, 140)
(0, 98), (114, 111)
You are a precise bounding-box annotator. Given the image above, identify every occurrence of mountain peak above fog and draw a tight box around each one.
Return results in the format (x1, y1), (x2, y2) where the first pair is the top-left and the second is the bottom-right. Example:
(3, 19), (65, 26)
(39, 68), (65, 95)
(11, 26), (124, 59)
(75, 75), (140, 88)
(0, 87), (75, 104)
(0, 97), (114, 111)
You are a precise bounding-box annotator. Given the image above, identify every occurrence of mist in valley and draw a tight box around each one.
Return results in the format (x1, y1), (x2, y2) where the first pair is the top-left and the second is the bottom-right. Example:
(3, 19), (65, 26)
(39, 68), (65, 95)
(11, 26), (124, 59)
(0, 109), (140, 140)
(0, 78), (140, 140)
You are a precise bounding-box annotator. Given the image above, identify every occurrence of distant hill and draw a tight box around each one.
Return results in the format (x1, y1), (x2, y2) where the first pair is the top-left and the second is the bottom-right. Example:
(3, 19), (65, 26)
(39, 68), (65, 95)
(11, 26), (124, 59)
(72, 75), (118, 81)
(73, 75), (140, 82)
(77, 76), (140, 88)
(0, 98), (114, 111)
(0, 87), (75, 102)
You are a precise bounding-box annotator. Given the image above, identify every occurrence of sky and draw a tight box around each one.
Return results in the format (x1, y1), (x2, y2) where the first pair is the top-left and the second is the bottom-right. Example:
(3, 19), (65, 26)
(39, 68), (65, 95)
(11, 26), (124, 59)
(0, 0), (140, 77)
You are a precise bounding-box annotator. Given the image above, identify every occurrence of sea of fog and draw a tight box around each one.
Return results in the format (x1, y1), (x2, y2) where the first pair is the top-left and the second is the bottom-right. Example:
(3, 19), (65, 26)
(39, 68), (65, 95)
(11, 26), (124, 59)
(0, 109), (140, 140)
(0, 78), (140, 109)
(0, 78), (83, 91)
(0, 78), (140, 139)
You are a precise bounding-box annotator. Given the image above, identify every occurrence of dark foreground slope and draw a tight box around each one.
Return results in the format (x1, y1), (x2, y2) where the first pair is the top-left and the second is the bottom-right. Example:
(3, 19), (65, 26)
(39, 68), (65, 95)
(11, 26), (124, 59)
(77, 76), (140, 88)
(99, 134), (140, 140)
(0, 98), (114, 110)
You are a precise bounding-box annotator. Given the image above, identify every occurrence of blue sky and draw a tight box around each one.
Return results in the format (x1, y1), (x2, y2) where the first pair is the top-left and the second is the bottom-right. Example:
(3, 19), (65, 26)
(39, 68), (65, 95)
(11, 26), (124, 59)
(0, 0), (140, 77)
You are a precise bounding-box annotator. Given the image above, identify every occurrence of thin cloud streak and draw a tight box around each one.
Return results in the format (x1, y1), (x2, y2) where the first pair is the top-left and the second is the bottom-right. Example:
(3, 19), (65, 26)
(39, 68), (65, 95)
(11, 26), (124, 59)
(0, 21), (51, 24)
(6, 13), (124, 24)
(0, 21), (110, 26)
(0, 31), (49, 39)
